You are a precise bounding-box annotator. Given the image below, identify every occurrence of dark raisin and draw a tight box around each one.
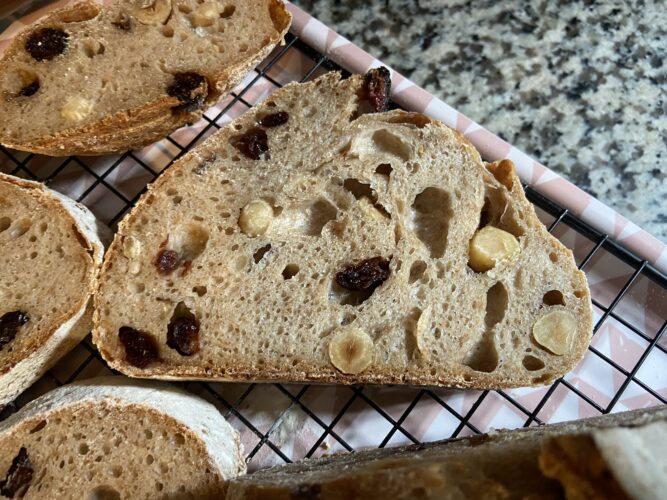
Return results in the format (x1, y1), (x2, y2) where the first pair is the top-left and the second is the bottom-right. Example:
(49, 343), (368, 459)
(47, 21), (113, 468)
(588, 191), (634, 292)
(230, 128), (268, 160)
(111, 13), (132, 31)
(259, 111), (289, 128)
(335, 257), (391, 291)
(363, 67), (391, 113)
(0, 447), (33, 498)
(155, 249), (180, 275)
(18, 81), (39, 97)
(25, 28), (69, 61)
(0, 311), (29, 351)
(167, 72), (209, 112)
(167, 316), (200, 356)
(118, 327), (158, 368)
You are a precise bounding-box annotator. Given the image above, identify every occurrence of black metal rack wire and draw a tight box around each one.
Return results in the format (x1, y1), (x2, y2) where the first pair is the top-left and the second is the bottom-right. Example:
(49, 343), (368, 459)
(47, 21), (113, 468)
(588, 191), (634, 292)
(1, 32), (666, 468)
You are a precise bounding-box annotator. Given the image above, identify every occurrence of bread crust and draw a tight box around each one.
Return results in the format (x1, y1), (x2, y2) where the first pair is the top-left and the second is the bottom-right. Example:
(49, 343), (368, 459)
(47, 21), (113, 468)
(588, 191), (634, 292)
(226, 406), (667, 500)
(0, 0), (291, 156)
(0, 173), (107, 406)
(0, 377), (245, 496)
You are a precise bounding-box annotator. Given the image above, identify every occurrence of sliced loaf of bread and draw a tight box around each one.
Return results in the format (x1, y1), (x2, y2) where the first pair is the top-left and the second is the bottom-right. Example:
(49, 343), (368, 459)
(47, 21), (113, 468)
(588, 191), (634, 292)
(225, 406), (667, 500)
(0, 173), (106, 407)
(0, 0), (291, 156)
(93, 70), (592, 389)
(0, 377), (245, 498)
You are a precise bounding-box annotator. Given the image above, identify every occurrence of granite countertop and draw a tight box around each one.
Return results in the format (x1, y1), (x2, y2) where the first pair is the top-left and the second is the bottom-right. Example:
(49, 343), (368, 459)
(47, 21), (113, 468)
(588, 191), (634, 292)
(293, 0), (666, 242)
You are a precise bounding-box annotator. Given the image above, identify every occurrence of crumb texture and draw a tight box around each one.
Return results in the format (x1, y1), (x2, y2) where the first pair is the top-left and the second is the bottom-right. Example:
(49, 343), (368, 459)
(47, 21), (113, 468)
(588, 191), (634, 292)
(94, 71), (592, 388)
(0, 0), (290, 154)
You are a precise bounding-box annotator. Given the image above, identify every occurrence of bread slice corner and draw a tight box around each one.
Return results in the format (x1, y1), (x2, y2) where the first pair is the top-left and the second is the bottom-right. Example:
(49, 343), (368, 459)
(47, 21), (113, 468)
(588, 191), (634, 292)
(0, 173), (107, 407)
(0, 0), (291, 155)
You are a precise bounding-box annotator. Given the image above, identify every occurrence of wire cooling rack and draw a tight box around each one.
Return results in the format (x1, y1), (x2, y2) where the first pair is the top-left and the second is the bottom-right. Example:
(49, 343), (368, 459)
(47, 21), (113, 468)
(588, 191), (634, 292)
(1, 32), (666, 471)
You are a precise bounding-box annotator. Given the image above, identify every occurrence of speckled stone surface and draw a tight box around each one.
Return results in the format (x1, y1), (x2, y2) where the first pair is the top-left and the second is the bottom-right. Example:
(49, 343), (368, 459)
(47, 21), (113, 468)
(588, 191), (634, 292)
(292, 0), (666, 242)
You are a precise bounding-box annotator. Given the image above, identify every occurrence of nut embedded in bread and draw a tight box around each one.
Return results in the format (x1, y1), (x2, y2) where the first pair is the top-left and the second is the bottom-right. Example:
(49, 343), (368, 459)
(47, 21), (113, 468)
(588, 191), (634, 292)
(0, 377), (245, 498)
(0, 173), (106, 407)
(93, 69), (593, 389)
(0, 0), (291, 156)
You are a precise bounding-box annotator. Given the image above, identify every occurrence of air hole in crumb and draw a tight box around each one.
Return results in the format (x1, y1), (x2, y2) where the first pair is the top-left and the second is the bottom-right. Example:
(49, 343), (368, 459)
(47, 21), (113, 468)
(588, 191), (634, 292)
(522, 355), (545, 371)
(161, 25), (174, 37)
(411, 188), (452, 258)
(282, 264), (299, 280)
(574, 290), (586, 299)
(408, 260), (427, 284)
(178, 4), (192, 13)
(78, 443), (89, 455)
(29, 420), (47, 433)
(239, 43), (248, 52)
(304, 198), (338, 236)
(253, 244), (271, 263)
(144, 429), (153, 440)
(82, 40), (105, 58)
(0, 217), (10, 232)
(542, 290), (565, 306)
(343, 178), (390, 218)
(220, 5), (236, 17)
(463, 282), (508, 373)
(146, 455), (154, 465)
(10, 218), (31, 238)
(371, 129), (412, 160)
(107, 466), (122, 478)
(375, 163), (392, 178)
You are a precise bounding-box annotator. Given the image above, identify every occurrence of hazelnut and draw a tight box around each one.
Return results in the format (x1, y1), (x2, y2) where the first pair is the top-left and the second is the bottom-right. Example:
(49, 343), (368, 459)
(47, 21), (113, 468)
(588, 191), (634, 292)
(468, 226), (520, 272)
(532, 310), (576, 356)
(60, 97), (94, 121)
(190, 2), (219, 27)
(123, 236), (142, 275)
(239, 199), (273, 237)
(358, 196), (385, 221)
(328, 327), (373, 375)
(134, 0), (172, 26)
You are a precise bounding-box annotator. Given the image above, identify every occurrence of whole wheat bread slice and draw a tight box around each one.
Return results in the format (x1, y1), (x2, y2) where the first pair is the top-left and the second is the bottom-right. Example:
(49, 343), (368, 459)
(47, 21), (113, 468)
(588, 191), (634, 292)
(0, 377), (245, 499)
(225, 405), (667, 500)
(0, 0), (290, 156)
(93, 70), (592, 389)
(0, 173), (106, 407)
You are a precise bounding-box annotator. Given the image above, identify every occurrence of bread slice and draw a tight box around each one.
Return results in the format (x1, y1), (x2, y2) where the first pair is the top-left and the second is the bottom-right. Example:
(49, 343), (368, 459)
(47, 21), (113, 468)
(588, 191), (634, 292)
(93, 69), (593, 389)
(225, 406), (667, 500)
(0, 0), (291, 156)
(0, 173), (106, 407)
(0, 377), (245, 498)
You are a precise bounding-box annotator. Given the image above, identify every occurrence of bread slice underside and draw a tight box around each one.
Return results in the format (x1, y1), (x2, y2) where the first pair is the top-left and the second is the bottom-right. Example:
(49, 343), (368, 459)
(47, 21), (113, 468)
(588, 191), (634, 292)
(93, 70), (593, 389)
(0, 377), (245, 499)
(224, 405), (667, 500)
(0, 0), (291, 156)
(0, 173), (106, 407)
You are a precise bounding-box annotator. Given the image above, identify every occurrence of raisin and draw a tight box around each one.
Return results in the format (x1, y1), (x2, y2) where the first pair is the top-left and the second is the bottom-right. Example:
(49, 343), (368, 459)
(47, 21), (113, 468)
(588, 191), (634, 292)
(363, 67), (391, 113)
(25, 28), (69, 61)
(0, 311), (29, 351)
(0, 447), (33, 498)
(118, 327), (158, 368)
(335, 257), (391, 291)
(167, 316), (200, 356)
(167, 72), (209, 112)
(18, 81), (39, 97)
(230, 128), (268, 160)
(155, 249), (180, 275)
(111, 13), (132, 31)
(259, 111), (289, 128)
